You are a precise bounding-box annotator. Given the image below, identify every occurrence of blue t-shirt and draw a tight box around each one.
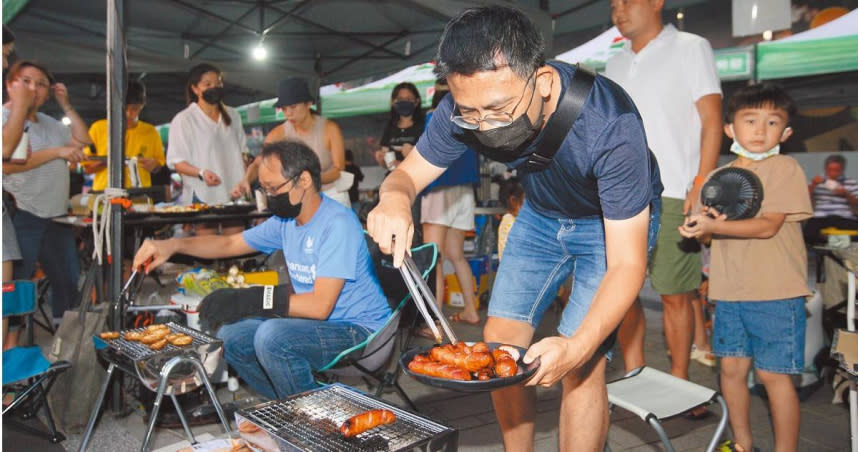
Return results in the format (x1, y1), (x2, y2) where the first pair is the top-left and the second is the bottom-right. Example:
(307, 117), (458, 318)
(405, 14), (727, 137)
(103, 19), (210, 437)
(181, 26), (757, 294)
(424, 109), (480, 192)
(416, 61), (663, 220)
(242, 195), (390, 331)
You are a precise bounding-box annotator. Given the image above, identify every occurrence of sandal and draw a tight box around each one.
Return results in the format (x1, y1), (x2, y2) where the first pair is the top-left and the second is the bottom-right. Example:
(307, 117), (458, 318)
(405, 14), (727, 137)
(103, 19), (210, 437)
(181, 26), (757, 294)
(683, 406), (713, 421)
(448, 312), (480, 325)
(691, 344), (716, 367)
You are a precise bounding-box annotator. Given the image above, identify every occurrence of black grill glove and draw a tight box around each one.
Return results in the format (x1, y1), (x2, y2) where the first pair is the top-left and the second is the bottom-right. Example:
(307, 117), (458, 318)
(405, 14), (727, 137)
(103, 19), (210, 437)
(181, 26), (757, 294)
(198, 283), (292, 334)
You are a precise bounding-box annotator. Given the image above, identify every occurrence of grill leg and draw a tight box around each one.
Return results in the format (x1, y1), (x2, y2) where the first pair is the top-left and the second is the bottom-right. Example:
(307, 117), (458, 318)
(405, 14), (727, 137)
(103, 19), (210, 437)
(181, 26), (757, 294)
(79, 363), (116, 452)
(141, 361), (173, 452)
(191, 358), (233, 437)
(170, 393), (195, 444)
(141, 356), (233, 452)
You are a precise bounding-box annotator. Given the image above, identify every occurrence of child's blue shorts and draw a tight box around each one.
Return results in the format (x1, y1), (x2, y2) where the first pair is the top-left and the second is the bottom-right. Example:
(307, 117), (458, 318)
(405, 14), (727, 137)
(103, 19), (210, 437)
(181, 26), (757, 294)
(712, 297), (806, 374)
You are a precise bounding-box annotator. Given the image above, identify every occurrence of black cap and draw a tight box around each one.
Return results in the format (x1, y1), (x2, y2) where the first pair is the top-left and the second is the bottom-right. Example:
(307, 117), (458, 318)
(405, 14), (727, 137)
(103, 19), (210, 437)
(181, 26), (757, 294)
(274, 77), (313, 108)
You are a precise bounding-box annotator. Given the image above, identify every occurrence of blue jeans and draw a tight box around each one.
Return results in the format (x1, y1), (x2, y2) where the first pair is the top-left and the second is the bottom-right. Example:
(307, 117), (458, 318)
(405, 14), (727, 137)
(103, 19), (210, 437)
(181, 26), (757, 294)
(12, 209), (80, 319)
(712, 297), (806, 374)
(217, 317), (372, 399)
(489, 200), (659, 354)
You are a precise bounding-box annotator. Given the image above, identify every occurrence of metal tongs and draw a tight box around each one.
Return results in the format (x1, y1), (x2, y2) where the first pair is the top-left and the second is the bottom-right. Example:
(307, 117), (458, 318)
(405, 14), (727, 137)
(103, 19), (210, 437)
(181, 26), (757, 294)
(399, 253), (459, 345)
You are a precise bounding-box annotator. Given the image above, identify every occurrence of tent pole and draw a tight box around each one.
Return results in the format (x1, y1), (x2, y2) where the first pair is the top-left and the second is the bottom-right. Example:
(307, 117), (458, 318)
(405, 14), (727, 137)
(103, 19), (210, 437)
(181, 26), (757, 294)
(106, 0), (127, 414)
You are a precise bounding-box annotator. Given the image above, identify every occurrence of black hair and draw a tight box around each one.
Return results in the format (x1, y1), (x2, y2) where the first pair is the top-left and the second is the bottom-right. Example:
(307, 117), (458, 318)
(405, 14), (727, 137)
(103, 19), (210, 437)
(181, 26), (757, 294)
(434, 5), (545, 80)
(825, 154), (846, 169)
(388, 82), (425, 127)
(127, 79), (146, 105)
(6, 60), (55, 85)
(260, 140), (322, 192)
(498, 178), (524, 208)
(726, 82), (796, 124)
(185, 63), (231, 126)
(345, 149), (354, 161)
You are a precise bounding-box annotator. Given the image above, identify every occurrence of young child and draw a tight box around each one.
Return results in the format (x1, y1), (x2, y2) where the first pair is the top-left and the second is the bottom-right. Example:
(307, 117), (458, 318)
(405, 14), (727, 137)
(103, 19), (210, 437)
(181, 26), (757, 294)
(679, 83), (811, 452)
(497, 179), (524, 261)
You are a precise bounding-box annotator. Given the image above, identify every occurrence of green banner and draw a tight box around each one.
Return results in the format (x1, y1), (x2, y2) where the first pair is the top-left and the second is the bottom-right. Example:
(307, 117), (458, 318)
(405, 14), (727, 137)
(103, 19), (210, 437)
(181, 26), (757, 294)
(757, 34), (858, 80)
(2, 0), (29, 24)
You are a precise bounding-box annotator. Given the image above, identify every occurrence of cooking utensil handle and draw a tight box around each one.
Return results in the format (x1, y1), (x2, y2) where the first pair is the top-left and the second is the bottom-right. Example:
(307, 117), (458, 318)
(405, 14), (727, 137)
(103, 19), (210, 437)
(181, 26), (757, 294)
(404, 254), (458, 344)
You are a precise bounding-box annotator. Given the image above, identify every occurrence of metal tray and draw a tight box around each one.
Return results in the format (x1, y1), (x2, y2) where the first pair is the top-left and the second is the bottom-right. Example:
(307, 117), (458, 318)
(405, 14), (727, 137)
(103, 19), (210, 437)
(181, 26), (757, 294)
(399, 342), (539, 392)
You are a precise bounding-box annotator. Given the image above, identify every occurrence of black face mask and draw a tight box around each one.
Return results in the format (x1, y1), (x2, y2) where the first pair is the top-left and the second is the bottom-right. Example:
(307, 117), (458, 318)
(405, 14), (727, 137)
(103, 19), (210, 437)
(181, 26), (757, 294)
(393, 100), (416, 117)
(201, 87), (225, 105)
(469, 99), (545, 163)
(267, 188), (303, 219)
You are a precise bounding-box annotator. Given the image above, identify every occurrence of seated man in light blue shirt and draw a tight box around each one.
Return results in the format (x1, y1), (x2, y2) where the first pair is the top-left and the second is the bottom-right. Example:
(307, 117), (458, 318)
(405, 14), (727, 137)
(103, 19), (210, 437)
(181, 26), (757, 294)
(133, 140), (390, 399)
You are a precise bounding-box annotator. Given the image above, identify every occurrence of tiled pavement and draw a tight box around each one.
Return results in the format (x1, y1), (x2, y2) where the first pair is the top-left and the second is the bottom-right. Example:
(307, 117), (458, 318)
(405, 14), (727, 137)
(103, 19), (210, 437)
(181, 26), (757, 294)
(13, 277), (847, 451)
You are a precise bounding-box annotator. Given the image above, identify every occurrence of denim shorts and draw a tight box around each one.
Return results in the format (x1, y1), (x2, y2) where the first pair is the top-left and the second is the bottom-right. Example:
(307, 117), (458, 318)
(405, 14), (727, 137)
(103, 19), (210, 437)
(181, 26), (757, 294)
(489, 200), (659, 354)
(712, 297), (806, 374)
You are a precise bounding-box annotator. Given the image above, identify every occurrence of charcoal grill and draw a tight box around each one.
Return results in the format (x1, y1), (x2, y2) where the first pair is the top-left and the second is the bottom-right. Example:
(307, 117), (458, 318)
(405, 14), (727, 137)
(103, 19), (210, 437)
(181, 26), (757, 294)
(79, 322), (231, 452)
(236, 383), (457, 451)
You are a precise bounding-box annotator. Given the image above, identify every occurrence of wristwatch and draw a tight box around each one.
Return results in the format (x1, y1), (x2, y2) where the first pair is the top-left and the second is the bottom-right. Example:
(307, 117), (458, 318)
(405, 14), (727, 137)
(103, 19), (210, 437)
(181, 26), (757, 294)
(198, 169), (205, 181)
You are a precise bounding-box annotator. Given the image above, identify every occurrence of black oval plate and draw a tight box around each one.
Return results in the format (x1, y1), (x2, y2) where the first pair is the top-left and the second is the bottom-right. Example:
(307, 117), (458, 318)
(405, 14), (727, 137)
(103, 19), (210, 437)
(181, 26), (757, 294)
(399, 342), (539, 392)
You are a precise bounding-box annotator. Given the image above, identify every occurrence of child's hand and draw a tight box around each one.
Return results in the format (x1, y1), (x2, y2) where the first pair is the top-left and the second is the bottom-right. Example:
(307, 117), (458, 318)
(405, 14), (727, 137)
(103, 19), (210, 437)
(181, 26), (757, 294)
(678, 207), (726, 238)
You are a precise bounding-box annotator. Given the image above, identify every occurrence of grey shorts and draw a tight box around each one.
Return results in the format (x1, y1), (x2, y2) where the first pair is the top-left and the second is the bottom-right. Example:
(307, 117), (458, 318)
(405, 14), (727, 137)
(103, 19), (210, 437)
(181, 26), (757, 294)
(2, 208), (21, 262)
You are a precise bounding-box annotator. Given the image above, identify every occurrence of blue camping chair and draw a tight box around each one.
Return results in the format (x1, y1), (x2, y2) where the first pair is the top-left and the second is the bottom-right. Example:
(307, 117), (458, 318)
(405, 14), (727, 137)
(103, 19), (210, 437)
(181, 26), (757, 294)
(314, 240), (438, 411)
(2, 280), (72, 444)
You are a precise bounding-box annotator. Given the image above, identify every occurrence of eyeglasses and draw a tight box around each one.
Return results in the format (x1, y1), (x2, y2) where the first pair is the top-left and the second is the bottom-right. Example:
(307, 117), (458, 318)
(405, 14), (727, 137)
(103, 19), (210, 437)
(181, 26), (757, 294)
(263, 177), (296, 197)
(450, 71), (536, 130)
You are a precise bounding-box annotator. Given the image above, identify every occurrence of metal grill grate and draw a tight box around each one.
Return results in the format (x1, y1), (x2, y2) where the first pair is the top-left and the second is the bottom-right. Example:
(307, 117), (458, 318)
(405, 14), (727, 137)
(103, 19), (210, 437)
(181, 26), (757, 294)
(105, 322), (218, 360)
(239, 384), (454, 452)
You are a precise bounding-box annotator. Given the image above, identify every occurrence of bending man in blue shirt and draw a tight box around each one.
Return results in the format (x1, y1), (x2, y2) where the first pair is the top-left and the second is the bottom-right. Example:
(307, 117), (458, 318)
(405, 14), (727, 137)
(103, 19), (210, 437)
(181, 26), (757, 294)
(134, 140), (390, 399)
(366, 6), (662, 450)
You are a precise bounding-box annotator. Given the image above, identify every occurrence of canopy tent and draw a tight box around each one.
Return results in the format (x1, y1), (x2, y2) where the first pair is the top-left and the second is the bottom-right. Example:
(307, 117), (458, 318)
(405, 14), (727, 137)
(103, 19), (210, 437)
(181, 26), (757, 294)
(554, 9), (858, 82)
(235, 62), (438, 126)
(756, 9), (858, 80)
(553, 25), (754, 81)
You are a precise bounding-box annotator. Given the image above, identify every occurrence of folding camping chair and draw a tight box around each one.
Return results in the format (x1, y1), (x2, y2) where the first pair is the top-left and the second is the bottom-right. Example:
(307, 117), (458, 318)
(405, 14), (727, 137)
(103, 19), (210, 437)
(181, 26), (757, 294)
(2, 280), (72, 443)
(606, 366), (729, 452)
(313, 241), (438, 411)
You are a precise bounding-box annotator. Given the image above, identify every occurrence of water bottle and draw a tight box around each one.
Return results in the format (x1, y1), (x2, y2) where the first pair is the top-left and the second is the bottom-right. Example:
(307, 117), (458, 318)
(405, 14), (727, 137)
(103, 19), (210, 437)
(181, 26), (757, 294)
(9, 126), (29, 163)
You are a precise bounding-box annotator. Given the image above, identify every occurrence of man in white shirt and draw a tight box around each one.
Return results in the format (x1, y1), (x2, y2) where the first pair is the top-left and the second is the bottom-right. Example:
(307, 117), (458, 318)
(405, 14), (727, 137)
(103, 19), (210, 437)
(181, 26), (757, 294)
(605, 0), (723, 388)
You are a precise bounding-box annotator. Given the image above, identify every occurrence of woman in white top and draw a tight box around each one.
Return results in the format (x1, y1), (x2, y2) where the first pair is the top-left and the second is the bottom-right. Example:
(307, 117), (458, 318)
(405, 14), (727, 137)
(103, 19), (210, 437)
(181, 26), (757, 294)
(233, 77), (349, 207)
(168, 63), (248, 233)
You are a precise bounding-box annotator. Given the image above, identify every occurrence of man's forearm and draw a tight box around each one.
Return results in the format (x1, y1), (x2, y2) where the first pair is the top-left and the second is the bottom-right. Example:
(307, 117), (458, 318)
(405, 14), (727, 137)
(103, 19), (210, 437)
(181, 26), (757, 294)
(379, 168), (418, 206)
(168, 234), (249, 260)
(695, 94), (723, 178)
(574, 262), (647, 354)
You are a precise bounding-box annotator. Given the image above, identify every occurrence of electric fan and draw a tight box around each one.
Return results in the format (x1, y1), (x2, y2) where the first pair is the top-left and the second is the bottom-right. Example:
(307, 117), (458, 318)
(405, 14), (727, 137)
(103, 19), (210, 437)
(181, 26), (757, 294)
(677, 167), (764, 252)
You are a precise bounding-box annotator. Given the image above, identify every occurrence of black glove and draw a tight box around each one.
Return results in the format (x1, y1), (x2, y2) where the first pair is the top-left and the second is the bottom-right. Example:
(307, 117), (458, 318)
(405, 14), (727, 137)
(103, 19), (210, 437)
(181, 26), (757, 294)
(198, 283), (291, 334)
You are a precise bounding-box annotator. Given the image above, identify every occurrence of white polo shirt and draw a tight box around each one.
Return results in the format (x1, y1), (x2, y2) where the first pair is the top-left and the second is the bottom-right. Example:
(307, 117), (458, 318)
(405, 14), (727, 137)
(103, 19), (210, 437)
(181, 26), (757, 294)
(605, 24), (721, 199)
(167, 103), (248, 205)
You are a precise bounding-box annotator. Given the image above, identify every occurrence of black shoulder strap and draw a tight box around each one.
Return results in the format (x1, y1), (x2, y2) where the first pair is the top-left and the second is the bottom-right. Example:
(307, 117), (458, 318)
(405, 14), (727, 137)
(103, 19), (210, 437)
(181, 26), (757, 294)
(517, 64), (596, 173)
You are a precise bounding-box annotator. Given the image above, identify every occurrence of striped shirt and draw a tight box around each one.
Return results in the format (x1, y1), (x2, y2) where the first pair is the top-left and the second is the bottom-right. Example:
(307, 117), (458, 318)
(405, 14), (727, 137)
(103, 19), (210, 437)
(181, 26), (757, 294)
(812, 177), (858, 219)
(2, 108), (72, 218)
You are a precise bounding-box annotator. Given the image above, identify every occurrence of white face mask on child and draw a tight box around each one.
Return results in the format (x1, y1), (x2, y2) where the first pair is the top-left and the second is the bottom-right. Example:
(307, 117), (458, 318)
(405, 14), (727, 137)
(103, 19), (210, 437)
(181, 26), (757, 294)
(728, 124), (787, 161)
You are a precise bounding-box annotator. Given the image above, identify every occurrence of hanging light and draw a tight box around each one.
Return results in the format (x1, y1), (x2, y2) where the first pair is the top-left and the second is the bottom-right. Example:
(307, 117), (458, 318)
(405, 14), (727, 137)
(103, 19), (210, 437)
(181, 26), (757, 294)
(252, 41), (268, 61)
(762, 30), (773, 41)
(676, 11), (684, 20)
